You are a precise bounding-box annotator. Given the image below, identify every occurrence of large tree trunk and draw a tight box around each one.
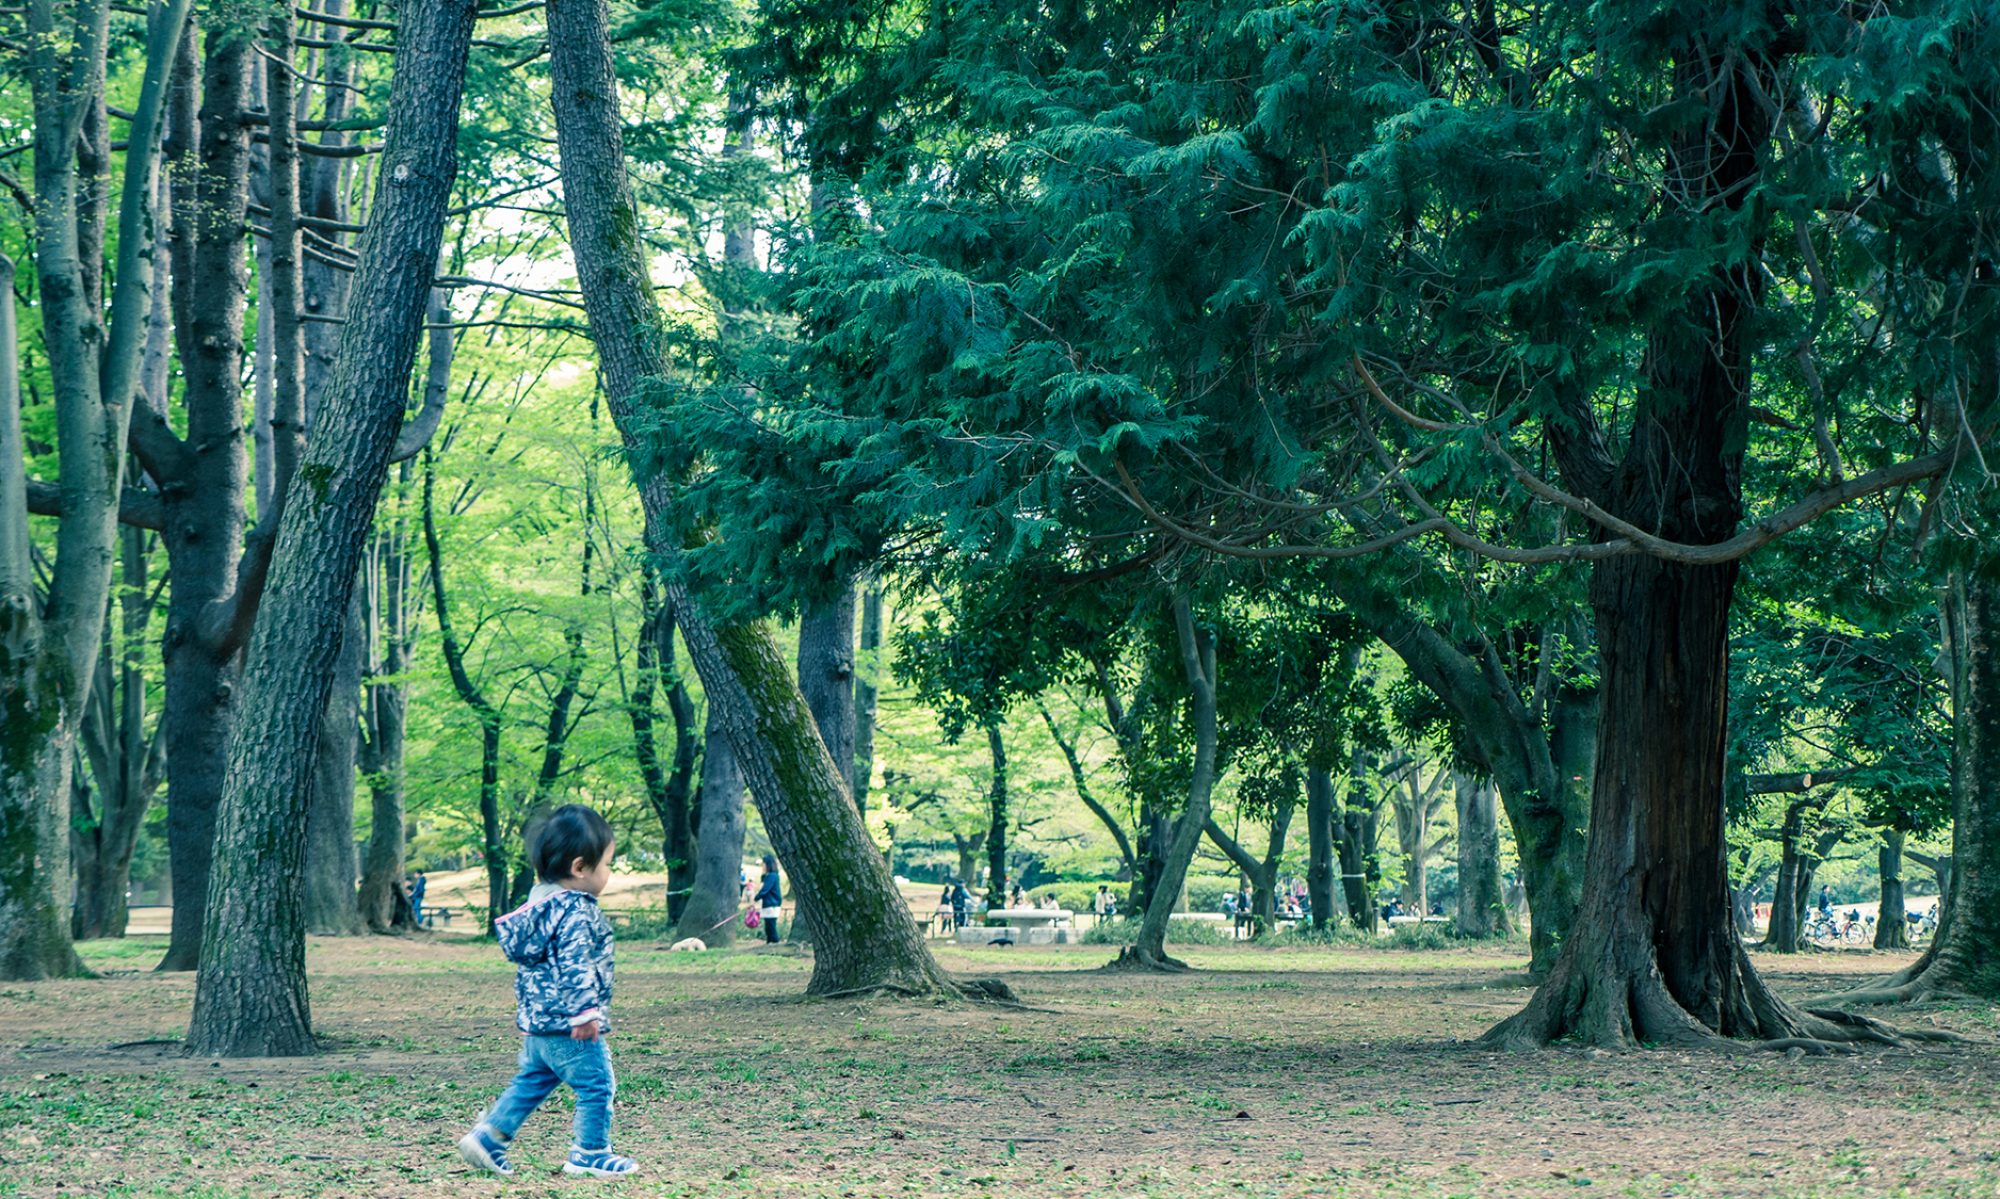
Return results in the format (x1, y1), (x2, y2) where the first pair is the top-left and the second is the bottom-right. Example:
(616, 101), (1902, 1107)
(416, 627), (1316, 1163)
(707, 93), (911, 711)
(183, 0), (475, 1056)
(1483, 38), (1893, 1051)
(1305, 765), (1338, 929)
(674, 706), (747, 946)
(152, 23), (260, 972)
(1454, 772), (1509, 938)
(1874, 828), (1909, 950)
(546, 0), (971, 999)
(1840, 565), (2000, 1003)
(1761, 796), (1818, 954)
(1113, 596), (1216, 971)
(792, 585), (857, 943)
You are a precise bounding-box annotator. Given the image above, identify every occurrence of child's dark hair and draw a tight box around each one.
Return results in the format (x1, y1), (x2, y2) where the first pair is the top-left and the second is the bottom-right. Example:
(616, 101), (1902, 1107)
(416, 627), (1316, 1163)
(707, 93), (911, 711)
(533, 804), (615, 881)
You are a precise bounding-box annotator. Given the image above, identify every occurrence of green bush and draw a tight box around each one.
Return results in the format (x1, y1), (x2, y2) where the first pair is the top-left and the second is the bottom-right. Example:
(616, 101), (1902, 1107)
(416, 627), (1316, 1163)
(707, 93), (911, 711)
(1385, 922), (1463, 951)
(1081, 917), (1237, 947)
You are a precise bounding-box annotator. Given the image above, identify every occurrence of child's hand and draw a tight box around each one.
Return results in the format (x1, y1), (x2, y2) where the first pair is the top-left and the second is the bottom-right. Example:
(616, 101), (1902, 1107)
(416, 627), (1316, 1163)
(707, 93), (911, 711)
(571, 1019), (602, 1041)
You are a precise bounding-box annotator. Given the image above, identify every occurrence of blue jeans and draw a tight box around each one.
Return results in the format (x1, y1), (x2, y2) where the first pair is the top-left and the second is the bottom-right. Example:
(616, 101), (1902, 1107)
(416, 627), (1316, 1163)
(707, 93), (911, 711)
(482, 1034), (616, 1151)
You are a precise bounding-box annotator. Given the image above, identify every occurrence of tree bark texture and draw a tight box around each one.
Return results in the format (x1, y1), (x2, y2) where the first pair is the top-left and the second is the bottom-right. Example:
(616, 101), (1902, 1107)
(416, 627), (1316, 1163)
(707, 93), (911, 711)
(546, 0), (967, 998)
(1874, 828), (1909, 950)
(792, 584), (857, 943)
(675, 706), (747, 946)
(1114, 596), (1216, 970)
(183, 0), (475, 1055)
(1454, 773), (1509, 938)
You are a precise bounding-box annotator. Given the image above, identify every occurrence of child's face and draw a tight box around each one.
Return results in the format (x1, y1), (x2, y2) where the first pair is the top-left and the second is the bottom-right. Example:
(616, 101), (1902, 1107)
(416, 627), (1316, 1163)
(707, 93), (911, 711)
(567, 841), (615, 896)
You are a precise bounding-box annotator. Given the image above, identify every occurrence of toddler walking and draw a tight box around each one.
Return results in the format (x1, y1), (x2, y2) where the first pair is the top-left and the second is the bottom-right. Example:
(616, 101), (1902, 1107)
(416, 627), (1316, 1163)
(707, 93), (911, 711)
(457, 804), (637, 1178)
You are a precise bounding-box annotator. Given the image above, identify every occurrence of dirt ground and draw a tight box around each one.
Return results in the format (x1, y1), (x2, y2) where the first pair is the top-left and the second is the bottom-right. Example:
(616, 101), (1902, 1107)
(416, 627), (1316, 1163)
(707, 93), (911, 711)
(0, 936), (1993, 1199)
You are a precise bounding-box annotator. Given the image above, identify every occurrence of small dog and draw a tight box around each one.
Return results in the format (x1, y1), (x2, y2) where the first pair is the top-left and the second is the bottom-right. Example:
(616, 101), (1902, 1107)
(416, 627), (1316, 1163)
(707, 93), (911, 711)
(667, 937), (707, 952)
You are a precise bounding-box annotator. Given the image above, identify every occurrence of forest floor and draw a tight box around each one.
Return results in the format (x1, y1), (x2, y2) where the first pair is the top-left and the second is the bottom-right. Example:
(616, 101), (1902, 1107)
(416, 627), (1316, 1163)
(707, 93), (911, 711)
(0, 936), (1994, 1198)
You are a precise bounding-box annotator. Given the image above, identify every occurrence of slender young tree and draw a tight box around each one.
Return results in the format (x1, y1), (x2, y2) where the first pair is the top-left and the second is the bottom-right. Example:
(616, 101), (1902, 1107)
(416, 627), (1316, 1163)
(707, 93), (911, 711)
(1112, 594), (1217, 971)
(184, 0), (477, 1055)
(544, 0), (988, 999)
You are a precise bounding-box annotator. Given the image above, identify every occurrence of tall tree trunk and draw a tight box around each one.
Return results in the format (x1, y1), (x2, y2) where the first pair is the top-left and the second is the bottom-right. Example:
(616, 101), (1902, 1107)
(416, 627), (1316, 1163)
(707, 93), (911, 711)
(852, 585), (885, 814)
(1454, 773), (1508, 938)
(1114, 596), (1217, 971)
(547, 0), (972, 999)
(1762, 796), (1818, 954)
(1337, 752), (1378, 932)
(1305, 765), (1338, 930)
(1874, 828), (1909, 950)
(675, 707), (747, 946)
(1483, 38), (1889, 1051)
(984, 722), (1010, 905)
(152, 22), (265, 970)
(183, 0), (475, 1055)
(793, 585), (858, 942)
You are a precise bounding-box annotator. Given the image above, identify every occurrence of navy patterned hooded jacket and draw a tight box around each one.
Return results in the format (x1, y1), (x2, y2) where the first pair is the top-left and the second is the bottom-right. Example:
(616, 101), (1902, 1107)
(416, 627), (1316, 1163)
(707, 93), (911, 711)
(496, 882), (614, 1034)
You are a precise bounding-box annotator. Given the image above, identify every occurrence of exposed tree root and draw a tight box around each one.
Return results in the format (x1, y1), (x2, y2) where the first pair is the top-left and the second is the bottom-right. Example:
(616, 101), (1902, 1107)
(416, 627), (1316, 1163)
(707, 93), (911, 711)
(810, 975), (1022, 1005)
(1484, 937), (1968, 1055)
(1102, 945), (1191, 973)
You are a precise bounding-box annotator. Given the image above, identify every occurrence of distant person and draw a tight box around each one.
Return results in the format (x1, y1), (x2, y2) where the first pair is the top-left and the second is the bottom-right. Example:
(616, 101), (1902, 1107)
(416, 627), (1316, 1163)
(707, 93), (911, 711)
(755, 855), (783, 944)
(1234, 886), (1253, 937)
(1009, 882), (1025, 909)
(411, 871), (427, 928)
(1818, 885), (1832, 915)
(457, 804), (635, 1179)
(1093, 885), (1112, 919)
(951, 880), (972, 928)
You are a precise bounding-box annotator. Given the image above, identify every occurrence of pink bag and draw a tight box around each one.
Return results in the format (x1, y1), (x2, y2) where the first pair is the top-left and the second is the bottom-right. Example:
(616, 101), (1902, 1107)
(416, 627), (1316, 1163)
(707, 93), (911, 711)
(745, 908), (761, 930)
